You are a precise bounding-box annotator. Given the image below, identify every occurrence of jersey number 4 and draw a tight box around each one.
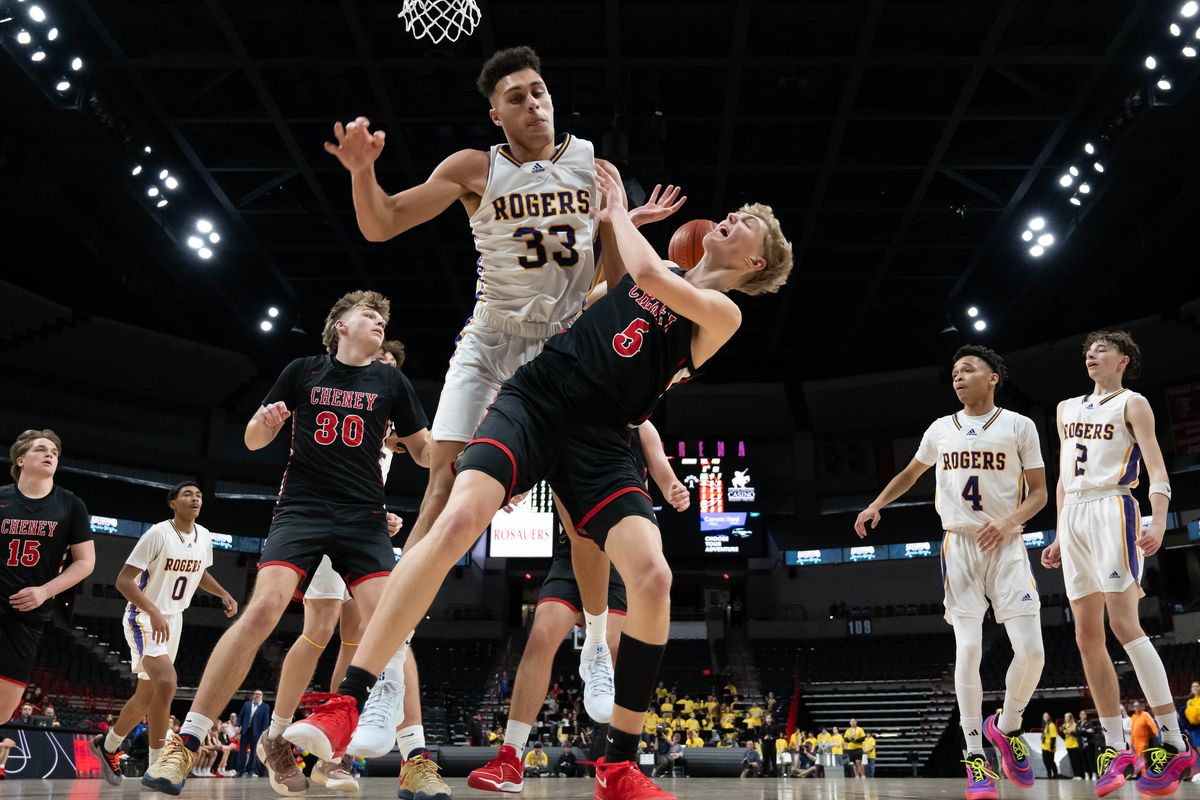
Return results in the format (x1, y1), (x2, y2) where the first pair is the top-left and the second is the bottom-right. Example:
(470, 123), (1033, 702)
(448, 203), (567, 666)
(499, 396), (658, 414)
(513, 225), (579, 269)
(613, 319), (651, 357)
(6, 539), (41, 567)
(314, 411), (365, 447)
(961, 476), (984, 512)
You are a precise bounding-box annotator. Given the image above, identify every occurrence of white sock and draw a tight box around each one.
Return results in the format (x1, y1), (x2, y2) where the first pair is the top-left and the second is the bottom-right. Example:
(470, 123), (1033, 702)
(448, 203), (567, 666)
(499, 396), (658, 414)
(104, 728), (124, 753)
(584, 609), (608, 649)
(999, 615), (1044, 735)
(268, 713), (292, 740)
(1154, 712), (1186, 750)
(961, 716), (984, 754)
(396, 724), (426, 759)
(1099, 715), (1124, 748)
(180, 712), (213, 745)
(1123, 637), (1174, 708)
(380, 640), (410, 684)
(505, 720), (532, 758)
(149, 747), (163, 764)
(952, 617), (984, 754)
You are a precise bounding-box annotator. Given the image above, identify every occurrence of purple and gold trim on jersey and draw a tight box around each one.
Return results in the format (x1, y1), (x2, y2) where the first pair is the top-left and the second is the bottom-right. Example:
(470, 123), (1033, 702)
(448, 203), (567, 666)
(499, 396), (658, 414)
(125, 570), (149, 655)
(1119, 494), (1141, 583)
(982, 408), (1003, 430)
(1098, 388), (1130, 406)
(1118, 443), (1142, 486)
(551, 133), (573, 163)
(940, 535), (950, 589)
(950, 415), (962, 431)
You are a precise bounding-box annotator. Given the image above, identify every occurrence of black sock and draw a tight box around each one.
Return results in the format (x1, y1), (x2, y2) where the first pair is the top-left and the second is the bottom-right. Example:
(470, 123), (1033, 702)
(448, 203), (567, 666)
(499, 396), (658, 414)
(337, 665), (377, 712)
(612, 633), (666, 714)
(180, 733), (202, 753)
(603, 725), (642, 764)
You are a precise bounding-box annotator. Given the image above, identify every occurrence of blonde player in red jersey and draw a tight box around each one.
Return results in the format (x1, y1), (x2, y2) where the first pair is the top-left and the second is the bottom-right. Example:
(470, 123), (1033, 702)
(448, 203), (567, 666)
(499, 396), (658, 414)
(1041, 331), (1194, 797)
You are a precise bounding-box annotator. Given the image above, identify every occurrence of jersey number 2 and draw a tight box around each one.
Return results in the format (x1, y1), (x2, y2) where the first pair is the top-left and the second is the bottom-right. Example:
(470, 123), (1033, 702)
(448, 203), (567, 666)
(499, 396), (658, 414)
(314, 411), (365, 447)
(6, 539), (41, 567)
(1073, 443), (1087, 477)
(961, 476), (983, 512)
(613, 319), (651, 357)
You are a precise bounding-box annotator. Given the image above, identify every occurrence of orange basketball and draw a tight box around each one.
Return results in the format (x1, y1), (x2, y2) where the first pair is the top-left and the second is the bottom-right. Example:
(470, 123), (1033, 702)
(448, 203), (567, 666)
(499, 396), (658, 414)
(667, 219), (716, 270)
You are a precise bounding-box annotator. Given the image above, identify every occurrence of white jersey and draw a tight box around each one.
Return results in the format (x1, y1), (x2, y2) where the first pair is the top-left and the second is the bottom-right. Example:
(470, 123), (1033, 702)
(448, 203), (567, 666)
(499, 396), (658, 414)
(1060, 389), (1141, 494)
(915, 407), (1044, 533)
(124, 520), (213, 616)
(469, 133), (597, 325)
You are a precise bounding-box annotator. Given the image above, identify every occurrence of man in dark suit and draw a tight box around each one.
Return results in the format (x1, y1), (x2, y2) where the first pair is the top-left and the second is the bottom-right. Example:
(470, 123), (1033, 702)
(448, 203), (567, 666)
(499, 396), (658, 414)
(236, 689), (270, 776)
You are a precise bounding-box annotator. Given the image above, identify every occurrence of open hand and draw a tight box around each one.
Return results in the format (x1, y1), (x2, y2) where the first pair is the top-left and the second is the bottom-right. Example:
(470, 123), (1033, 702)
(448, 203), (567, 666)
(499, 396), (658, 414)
(630, 184), (687, 228)
(324, 117), (385, 173)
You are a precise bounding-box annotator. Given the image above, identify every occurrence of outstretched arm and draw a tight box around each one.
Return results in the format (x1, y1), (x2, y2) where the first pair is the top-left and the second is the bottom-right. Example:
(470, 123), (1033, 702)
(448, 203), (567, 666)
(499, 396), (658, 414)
(853, 458), (933, 538)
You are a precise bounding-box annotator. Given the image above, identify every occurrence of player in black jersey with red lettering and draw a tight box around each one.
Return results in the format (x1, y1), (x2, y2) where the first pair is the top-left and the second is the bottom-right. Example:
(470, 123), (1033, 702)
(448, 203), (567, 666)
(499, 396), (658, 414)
(0, 429), (95, 715)
(297, 167), (792, 800)
(144, 291), (430, 795)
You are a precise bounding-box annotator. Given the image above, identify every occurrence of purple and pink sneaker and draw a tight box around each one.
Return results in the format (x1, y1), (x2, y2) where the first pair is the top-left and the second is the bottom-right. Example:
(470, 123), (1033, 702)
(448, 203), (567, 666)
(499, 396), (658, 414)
(962, 754), (999, 800)
(984, 713), (1034, 788)
(1096, 745), (1144, 797)
(1135, 741), (1196, 797)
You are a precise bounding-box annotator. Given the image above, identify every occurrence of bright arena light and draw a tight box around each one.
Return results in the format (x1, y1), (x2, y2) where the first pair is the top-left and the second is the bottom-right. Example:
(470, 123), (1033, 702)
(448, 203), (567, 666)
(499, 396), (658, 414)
(156, 198), (168, 208)
(1069, 166), (1079, 177)
(1059, 174), (1074, 187)
(71, 57), (82, 71)
(1084, 142), (1096, 155)
(16, 30), (31, 44)
(196, 219), (213, 233)
(967, 306), (979, 318)
(208, 232), (220, 244)
(147, 186), (159, 197)
(187, 236), (203, 249)
(1145, 56), (1158, 70)
(1158, 78), (1173, 91)
(1021, 230), (1034, 242)
(1029, 217), (1046, 231)
(1172, 22), (1183, 35)
(1069, 196), (1082, 206)
(164, 176), (179, 190)
(1185, 45), (1198, 57)
(30, 49), (45, 61)
(1029, 245), (1045, 257)
(54, 79), (69, 92)
(198, 247), (213, 260)
(1079, 183), (1092, 194)
(1184, 1), (1199, 18)
(158, 169), (168, 180)
(46, 26), (57, 40)
(974, 320), (987, 332)
(260, 320), (273, 332)
(131, 164), (142, 176)
(267, 307), (280, 318)
(28, 5), (45, 22)
(144, 145), (152, 154)
(1038, 233), (1055, 246)
(1094, 162), (1105, 172)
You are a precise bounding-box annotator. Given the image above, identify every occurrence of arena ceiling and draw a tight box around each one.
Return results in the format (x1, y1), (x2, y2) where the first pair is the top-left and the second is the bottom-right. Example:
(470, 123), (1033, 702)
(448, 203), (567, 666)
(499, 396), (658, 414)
(3, 0), (1200, 387)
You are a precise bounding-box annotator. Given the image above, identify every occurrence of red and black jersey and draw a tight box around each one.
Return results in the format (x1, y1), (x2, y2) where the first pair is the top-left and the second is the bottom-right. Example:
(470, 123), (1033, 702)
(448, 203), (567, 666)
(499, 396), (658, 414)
(263, 355), (429, 507)
(0, 484), (92, 620)
(544, 270), (698, 424)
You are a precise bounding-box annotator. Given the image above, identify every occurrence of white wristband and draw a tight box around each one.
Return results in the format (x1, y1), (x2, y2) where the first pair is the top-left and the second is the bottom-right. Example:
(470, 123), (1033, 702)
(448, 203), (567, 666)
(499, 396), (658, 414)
(1149, 482), (1172, 500)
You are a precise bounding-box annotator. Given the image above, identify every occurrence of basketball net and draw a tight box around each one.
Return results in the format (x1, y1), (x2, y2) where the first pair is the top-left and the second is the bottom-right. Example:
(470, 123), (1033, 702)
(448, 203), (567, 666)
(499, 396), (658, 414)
(399, 0), (481, 44)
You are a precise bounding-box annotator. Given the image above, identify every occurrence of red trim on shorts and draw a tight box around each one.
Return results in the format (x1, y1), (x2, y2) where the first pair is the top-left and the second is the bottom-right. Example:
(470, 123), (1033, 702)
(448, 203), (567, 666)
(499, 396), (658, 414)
(258, 560), (308, 579)
(536, 597), (580, 614)
(467, 437), (519, 503)
(609, 609), (627, 617)
(576, 486), (652, 531)
(0, 674), (26, 689)
(347, 572), (391, 594)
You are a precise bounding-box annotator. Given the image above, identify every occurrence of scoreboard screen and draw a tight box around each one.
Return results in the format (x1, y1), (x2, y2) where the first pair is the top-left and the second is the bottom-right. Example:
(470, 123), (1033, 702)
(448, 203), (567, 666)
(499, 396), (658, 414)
(660, 442), (765, 558)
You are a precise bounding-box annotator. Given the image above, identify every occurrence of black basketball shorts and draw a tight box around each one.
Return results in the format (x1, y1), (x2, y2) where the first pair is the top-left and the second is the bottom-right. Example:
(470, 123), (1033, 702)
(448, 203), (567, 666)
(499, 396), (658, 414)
(537, 554), (628, 615)
(259, 500), (394, 595)
(455, 356), (658, 549)
(0, 609), (46, 686)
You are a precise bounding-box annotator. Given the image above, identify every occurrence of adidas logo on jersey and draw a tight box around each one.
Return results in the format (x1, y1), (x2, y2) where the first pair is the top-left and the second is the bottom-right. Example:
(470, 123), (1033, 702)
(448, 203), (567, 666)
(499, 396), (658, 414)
(1021, 593), (1033, 601)
(966, 428), (978, 436)
(1109, 571), (1121, 579)
(530, 163), (545, 173)
(1085, 403), (1095, 410)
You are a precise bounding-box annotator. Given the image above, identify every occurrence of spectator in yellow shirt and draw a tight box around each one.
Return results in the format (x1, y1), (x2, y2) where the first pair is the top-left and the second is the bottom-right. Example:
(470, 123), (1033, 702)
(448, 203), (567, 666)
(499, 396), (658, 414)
(717, 733), (736, 748)
(655, 682), (669, 702)
(863, 734), (877, 778)
(685, 730), (706, 749)
(748, 702), (764, 721)
(830, 727), (845, 769)
(724, 680), (738, 696)
(679, 697), (696, 716)
(643, 711), (661, 737)
(705, 695), (719, 720)
(844, 719), (866, 778)
(522, 743), (549, 777)
(684, 714), (701, 734)
(1041, 712), (1059, 779)
(1062, 713), (1083, 781)
(720, 706), (737, 730)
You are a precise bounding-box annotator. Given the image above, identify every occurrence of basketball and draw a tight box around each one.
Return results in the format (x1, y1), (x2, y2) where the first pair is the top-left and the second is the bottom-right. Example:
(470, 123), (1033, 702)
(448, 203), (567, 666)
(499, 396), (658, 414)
(668, 219), (716, 270)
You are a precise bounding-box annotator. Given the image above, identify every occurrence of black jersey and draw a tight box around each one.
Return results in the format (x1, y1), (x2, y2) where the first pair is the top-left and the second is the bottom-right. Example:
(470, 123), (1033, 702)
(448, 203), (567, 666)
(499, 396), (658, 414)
(544, 270), (698, 424)
(0, 484), (91, 620)
(263, 355), (429, 507)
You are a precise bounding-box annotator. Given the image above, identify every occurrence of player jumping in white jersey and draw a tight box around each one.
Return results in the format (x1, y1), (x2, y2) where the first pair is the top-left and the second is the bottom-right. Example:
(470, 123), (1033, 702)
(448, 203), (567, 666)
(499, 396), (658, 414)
(855, 346), (1047, 800)
(1040, 331), (1194, 797)
(91, 481), (239, 784)
(322, 46), (684, 796)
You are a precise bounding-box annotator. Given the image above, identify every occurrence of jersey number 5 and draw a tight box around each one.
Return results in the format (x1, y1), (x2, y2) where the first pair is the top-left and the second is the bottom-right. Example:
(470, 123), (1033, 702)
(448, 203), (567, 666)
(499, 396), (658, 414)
(1073, 443), (1087, 477)
(513, 225), (579, 269)
(961, 476), (983, 512)
(613, 319), (651, 358)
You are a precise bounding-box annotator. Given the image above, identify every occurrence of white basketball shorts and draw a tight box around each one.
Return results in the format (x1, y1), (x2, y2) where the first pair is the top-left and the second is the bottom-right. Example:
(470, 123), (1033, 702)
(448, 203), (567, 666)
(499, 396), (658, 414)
(1059, 490), (1144, 601)
(124, 609), (183, 679)
(940, 529), (1041, 623)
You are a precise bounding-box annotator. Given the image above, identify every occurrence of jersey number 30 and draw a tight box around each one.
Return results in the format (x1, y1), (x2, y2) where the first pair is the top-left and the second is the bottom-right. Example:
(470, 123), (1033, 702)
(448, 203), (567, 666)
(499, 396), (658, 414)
(961, 476), (983, 511)
(314, 411), (365, 447)
(613, 319), (650, 357)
